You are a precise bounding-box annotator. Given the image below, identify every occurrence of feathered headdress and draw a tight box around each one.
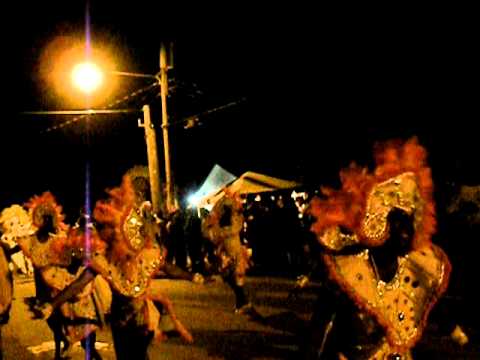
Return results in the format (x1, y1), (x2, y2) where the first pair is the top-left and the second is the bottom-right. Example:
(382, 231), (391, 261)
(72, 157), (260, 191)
(93, 167), (158, 261)
(309, 137), (435, 250)
(25, 192), (68, 232)
(23, 192), (70, 266)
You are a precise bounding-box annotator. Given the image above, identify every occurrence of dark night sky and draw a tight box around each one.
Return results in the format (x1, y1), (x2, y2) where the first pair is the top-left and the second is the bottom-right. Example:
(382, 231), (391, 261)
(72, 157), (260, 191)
(0, 3), (478, 219)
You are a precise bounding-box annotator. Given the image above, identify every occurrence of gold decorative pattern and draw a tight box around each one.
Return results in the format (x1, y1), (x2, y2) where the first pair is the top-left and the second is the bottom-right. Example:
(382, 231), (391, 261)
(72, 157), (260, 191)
(17, 232), (71, 268)
(325, 244), (450, 353)
(367, 340), (412, 360)
(318, 226), (359, 251)
(362, 172), (423, 245)
(92, 246), (163, 298)
(122, 208), (145, 251)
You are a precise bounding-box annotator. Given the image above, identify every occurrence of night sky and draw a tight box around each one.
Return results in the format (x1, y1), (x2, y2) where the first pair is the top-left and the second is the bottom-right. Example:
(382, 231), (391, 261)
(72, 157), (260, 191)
(0, 3), (477, 220)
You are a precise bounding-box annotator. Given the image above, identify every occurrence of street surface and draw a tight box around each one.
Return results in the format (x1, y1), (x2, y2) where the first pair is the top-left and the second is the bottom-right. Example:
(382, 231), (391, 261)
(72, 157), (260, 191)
(3, 275), (479, 359)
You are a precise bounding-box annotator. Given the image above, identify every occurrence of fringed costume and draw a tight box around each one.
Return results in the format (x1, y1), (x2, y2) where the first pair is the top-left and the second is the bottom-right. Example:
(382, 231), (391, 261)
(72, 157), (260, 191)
(1, 193), (102, 359)
(45, 167), (192, 360)
(27, 193), (103, 356)
(0, 207), (16, 360)
(307, 138), (451, 360)
(201, 192), (253, 312)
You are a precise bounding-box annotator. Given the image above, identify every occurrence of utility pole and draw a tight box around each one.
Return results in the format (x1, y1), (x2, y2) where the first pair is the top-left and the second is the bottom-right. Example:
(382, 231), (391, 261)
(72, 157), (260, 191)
(160, 43), (173, 213)
(142, 104), (161, 214)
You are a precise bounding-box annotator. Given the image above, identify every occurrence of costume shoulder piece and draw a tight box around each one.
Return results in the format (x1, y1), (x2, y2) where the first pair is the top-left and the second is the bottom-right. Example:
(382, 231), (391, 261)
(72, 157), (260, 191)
(309, 138), (450, 354)
(93, 168), (163, 297)
(309, 137), (435, 251)
(94, 167), (158, 254)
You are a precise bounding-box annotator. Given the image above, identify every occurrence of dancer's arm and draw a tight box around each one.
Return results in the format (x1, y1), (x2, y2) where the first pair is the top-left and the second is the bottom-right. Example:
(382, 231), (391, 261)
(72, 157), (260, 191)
(37, 268), (96, 318)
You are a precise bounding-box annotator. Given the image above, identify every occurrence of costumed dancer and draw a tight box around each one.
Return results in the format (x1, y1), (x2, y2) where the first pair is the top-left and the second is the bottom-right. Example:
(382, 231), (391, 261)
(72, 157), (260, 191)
(201, 190), (255, 315)
(0, 200), (69, 359)
(38, 166), (193, 360)
(0, 217), (33, 277)
(304, 138), (451, 359)
(0, 207), (18, 360)
(3, 193), (102, 359)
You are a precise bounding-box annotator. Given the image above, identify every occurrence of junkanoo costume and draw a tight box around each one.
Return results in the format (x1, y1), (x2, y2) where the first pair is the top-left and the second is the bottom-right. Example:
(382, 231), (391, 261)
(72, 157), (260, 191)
(201, 192), (252, 310)
(307, 138), (451, 359)
(0, 209), (14, 360)
(0, 193), (104, 359)
(32, 194), (103, 340)
(45, 167), (192, 360)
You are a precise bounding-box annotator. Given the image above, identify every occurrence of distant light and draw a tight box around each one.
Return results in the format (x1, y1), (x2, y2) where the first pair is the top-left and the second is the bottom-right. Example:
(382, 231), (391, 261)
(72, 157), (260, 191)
(292, 191), (307, 200)
(187, 194), (200, 207)
(71, 62), (104, 94)
(254, 195), (261, 202)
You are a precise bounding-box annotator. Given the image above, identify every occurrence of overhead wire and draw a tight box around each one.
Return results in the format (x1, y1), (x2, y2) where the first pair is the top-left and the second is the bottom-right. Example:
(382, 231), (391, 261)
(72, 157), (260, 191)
(32, 75), (247, 134)
(37, 81), (159, 134)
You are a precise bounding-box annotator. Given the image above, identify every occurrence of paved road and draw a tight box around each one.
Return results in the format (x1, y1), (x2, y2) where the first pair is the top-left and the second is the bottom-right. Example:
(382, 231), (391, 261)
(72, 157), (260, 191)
(3, 275), (479, 359)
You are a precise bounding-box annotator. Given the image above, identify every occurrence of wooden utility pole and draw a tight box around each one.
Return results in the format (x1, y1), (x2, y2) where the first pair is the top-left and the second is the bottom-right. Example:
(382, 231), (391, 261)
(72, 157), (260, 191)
(142, 104), (161, 214)
(160, 43), (173, 213)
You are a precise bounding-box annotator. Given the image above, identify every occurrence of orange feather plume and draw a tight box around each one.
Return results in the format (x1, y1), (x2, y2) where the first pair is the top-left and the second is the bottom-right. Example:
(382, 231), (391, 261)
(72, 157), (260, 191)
(309, 137), (435, 249)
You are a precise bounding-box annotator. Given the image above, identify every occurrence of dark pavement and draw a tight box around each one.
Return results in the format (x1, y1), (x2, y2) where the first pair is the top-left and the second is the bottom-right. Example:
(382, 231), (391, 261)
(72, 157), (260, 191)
(3, 275), (479, 359)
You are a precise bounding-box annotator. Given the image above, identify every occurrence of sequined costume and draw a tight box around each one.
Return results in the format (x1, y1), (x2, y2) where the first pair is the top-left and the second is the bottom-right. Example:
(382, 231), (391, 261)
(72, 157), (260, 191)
(0, 212), (14, 360)
(0, 204), (30, 323)
(0, 194), (103, 359)
(45, 167), (192, 360)
(27, 194), (105, 360)
(201, 192), (253, 311)
(0, 205), (33, 360)
(306, 138), (451, 359)
(0, 207), (33, 276)
(0, 246), (12, 325)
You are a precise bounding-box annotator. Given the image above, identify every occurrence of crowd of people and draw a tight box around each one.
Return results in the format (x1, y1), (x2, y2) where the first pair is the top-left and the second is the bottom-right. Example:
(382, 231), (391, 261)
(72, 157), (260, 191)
(0, 137), (467, 359)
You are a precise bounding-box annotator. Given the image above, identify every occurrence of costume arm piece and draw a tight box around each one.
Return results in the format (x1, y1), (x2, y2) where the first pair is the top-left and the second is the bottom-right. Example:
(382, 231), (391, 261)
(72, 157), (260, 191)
(146, 285), (194, 343)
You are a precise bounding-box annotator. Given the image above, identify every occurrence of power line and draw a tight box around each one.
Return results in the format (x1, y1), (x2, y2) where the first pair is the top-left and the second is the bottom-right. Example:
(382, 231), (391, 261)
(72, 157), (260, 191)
(24, 109), (141, 115)
(34, 82), (160, 134)
(171, 97), (248, 129)
(25, 79), (246, 134)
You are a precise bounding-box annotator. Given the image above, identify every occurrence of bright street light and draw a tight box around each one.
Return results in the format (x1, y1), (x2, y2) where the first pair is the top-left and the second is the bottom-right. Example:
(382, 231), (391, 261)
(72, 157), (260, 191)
(66, 44), (172, 215)
(71, 62), (104, 94)
(40, 42), (173, 215)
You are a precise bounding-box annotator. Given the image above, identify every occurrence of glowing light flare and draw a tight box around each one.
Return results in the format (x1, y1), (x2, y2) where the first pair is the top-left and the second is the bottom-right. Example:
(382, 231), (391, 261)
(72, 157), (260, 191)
(71, 62), (104, 94)
(49, 42), (118, 107)
(187, 194), (200, 207)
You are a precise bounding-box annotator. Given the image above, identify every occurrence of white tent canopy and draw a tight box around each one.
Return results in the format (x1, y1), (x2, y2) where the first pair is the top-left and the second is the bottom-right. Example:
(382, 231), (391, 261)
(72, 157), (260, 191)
(188, 164), (237, 207)
(195, 170), (300, 209)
